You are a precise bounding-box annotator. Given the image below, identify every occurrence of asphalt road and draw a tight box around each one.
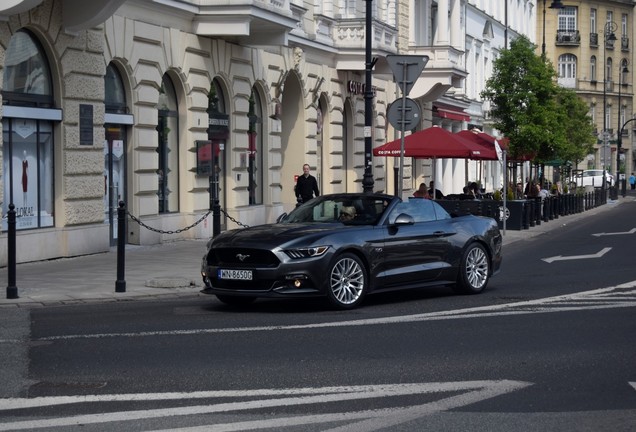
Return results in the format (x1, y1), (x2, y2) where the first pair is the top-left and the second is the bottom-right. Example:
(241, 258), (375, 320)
(1, 199), (635, 431)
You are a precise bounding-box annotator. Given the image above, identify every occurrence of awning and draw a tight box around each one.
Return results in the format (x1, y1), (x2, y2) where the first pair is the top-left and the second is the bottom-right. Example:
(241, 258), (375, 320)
(433, 105), (470, 122)
(373, 126), (497, 160)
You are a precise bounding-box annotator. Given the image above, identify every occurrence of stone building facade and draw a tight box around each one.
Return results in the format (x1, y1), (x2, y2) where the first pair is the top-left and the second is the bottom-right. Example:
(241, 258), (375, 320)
(540, 0), (635, 178)
(0, 0), (400, 265)
(0, 0), (533, 266)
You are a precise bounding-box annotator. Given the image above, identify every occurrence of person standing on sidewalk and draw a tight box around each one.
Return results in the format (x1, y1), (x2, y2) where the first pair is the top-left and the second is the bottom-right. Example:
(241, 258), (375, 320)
(629, 173), (635, 190)
(295, 164), (320, 204)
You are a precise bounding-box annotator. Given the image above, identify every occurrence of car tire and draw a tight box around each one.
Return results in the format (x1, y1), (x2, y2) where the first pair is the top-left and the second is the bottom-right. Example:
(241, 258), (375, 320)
(216, 294), (256, 306)
(326, 253), (367, 310)
(452, 243), (490, 295)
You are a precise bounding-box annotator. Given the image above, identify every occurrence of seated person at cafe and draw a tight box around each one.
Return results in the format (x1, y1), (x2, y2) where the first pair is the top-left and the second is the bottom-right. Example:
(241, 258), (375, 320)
(461, 185), (477, 199)
(428, 181), (444, 199)
(413, 183), (430, 199)
(469, 182), (482, 198)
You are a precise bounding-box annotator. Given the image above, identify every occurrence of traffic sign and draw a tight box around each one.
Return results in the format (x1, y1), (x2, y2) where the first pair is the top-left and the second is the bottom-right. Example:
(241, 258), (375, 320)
(387, 98), (420, 131)
(386, 55), (429, 96)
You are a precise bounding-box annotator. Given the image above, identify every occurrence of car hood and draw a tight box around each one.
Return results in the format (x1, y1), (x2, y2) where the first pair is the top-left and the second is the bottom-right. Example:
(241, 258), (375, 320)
(210, 223), (346, 249)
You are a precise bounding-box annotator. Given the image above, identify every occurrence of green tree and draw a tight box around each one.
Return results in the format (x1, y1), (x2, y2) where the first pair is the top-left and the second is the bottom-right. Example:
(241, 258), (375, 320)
(482, 36), (598, 174)
(481, 36), (564, 162)
(554, 86), (596, 165)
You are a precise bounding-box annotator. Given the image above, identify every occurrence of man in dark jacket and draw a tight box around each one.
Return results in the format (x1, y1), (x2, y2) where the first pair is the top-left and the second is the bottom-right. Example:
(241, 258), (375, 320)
(295, 164), (320, 203)
(428, 180), (444, 200)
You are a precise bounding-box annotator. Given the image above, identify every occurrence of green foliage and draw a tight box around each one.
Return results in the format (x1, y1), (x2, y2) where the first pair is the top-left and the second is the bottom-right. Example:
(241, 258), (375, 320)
(554, 87), (596, 164)
(493, 189), (502, 201)
(481, 36), (595, 167)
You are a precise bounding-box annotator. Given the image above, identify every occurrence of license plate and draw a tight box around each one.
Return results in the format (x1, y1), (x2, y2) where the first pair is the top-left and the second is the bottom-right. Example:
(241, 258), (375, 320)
(218, 269), (253, 280)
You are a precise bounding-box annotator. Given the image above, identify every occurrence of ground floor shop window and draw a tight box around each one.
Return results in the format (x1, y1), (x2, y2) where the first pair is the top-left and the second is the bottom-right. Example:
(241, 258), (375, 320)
(2, 118), (54, 230)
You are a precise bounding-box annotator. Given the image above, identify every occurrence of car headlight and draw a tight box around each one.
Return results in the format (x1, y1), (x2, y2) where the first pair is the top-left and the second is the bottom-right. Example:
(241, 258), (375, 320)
(284, 246), (330, 259)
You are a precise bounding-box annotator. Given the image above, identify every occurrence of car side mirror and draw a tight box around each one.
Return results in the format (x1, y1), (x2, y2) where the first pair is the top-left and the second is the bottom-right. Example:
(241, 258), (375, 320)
(393, 213), (414, 225)
(276, 213), (288, 223)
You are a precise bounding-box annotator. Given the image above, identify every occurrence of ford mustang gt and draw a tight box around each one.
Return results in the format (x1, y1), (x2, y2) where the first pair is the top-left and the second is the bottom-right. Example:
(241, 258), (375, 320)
(201, 193), (502, 309)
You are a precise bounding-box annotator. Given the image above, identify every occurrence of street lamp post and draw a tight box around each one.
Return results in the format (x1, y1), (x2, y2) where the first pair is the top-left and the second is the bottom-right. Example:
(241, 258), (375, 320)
(617, 60), (629, 196)
(362, 0), (375, 194)
(542, 0), (564, 59)
(603, 22), (617, 199)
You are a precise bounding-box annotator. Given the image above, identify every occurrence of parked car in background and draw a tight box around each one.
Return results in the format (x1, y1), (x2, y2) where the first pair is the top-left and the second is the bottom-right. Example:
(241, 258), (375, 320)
(201, 193), (503, 310)
(573, 170), (614, 188)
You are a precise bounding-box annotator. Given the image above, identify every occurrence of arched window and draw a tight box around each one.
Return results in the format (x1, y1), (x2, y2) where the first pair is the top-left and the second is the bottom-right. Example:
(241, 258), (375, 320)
(558, 54), (577, 88)
(204, 79), (229, 227)
(2, 29), (56, 231)
(157, 74), (179, 213)
(3, 30), (52, 102)
(105, 64), (127, 114)
(606, 57), (613, 86)
(590, 56), (597, 81)
(247, 87), (263, 205)
(620, 58), (629, 85)
(104, 63), (130, 245)
(558, 54), (577, 78)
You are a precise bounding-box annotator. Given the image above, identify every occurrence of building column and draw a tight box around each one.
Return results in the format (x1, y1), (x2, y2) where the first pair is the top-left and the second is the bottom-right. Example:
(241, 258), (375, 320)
(435, 0), (449, 45)
(449, 0), (461, 48)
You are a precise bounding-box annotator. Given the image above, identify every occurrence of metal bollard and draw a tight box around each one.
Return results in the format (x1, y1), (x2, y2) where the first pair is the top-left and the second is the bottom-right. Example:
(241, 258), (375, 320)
(115, 201), (126, 292)
(6, 204), (18, 299)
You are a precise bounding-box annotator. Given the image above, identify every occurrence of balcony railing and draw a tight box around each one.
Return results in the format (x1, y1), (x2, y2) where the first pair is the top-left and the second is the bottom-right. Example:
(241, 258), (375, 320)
(556, 30), (580, 45)
(590, 32), (598, 46)
(332, 18), (397, 53)
(557, 77), (577, 89)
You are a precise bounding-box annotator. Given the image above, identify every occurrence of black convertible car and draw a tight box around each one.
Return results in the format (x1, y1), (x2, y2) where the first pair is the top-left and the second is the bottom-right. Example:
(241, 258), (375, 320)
(201, 193), (502, 309)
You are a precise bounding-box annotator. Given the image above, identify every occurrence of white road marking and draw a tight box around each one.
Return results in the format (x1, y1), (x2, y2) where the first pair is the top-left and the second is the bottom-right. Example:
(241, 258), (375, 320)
(0, 381), (531, 431)
(14, 280), (636, 343)
(592, 228), (636, 236)
(542, 247), (612, 263)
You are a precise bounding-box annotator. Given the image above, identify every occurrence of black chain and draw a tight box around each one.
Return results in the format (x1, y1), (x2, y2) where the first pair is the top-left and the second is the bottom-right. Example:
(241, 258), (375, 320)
(220, 208), (250, 228)
(126, 207), (249, 235)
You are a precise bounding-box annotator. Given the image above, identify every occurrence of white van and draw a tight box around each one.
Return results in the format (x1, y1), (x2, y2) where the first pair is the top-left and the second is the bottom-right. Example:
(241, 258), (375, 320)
(574, 169), (614, 187)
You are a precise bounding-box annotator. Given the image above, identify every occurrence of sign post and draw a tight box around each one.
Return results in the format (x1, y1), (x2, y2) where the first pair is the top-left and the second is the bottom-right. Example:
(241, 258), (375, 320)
(386, 55), (428, 197)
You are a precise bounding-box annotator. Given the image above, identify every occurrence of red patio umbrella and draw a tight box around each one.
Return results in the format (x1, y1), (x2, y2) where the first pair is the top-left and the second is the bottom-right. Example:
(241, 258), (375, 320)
(496, 136), (535, 161)
(373, 126), (496, 160)
(455, 130), (500, 161)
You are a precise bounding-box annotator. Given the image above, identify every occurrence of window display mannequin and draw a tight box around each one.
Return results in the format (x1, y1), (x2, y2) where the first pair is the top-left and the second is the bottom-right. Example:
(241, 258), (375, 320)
(21, 150), (28, 207)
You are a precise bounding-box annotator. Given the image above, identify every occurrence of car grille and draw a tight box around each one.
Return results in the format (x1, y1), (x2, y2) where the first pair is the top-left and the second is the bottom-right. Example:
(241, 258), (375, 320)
(206, 248), (280, 268)
(211, 279), (277, 291)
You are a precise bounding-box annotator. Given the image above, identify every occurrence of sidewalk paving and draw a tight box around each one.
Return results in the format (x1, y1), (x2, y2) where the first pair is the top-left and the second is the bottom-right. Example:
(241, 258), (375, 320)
(0, 194), (628, 307)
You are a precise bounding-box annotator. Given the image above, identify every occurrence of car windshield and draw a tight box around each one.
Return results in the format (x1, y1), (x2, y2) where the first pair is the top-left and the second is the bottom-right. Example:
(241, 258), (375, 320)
(282, 196), (391, 225)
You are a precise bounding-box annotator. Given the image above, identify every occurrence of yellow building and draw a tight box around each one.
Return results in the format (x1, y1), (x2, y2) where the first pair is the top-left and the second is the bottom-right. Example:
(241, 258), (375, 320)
(541, 0), (635, 179)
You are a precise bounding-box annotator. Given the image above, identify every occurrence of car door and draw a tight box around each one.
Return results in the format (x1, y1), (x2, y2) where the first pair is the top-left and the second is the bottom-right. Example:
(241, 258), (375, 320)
(376, 199), (455, 288)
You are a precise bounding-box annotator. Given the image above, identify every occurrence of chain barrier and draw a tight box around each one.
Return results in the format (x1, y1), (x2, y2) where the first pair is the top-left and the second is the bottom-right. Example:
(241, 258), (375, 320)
(126, 207), (250, 235)
(219, 207), (250, 228)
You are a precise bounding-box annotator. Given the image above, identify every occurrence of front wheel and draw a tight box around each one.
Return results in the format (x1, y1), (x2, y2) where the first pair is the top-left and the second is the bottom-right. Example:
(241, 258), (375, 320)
(452, 243), (490, 294)
(326, 253), (367, 309)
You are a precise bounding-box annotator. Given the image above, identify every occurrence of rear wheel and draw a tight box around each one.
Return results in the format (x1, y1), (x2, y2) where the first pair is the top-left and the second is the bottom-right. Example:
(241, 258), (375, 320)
(453, 243), (490, 294)
(326, 253), (367, 309)
(216, 294), (256, 306)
